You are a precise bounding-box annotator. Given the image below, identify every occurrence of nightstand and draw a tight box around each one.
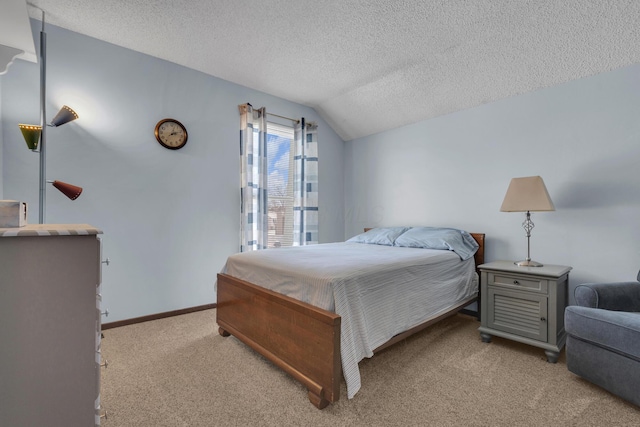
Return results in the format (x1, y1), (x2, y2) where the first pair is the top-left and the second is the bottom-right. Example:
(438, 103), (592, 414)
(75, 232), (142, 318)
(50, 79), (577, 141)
(477, 260), (572, 363)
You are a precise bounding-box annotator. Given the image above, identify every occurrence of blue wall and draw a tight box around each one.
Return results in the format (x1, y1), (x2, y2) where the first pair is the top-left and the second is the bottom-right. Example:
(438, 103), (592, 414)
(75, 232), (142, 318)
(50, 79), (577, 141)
(0, 21), (345, 322)
(4, 19), (640, 321)
(345, 63), (640, 300)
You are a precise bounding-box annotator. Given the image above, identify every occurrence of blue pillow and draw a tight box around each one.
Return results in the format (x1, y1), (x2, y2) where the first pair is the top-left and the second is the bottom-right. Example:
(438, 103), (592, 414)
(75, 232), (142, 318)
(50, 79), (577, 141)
(394, 227), (479, 260)
(347, 227), (410, 246)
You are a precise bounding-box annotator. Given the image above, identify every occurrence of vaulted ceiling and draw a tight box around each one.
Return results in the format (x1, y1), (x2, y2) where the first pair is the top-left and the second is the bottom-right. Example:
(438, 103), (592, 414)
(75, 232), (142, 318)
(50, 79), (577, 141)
(20, 0), (640, 141)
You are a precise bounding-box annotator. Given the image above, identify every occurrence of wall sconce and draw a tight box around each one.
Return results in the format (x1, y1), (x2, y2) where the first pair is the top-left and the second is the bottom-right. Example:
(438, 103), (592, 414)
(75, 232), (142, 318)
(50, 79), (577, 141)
(15, 9), (83, 223)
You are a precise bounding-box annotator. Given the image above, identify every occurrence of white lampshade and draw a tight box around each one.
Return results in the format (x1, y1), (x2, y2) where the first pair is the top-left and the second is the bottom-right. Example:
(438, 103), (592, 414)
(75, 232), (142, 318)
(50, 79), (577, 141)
(500, 176), (555, 212)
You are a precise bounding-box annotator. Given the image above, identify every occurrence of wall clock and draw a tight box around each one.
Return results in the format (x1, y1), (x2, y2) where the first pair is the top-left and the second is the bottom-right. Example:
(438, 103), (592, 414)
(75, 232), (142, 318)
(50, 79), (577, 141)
(154, 118), (188, 150)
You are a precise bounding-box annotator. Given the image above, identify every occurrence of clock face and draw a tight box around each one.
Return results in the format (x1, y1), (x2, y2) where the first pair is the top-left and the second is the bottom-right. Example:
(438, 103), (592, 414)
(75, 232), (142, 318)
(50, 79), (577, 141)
(155, 119), (188, 150)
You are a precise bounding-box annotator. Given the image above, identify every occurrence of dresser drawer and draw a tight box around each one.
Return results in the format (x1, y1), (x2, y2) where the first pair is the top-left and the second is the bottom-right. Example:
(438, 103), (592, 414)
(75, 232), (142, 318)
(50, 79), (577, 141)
(488, 272), (548, 293)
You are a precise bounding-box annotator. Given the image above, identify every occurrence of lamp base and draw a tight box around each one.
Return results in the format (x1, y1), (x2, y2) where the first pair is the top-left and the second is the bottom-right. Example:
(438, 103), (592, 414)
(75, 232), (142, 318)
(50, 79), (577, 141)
(514, 259), (544, 267)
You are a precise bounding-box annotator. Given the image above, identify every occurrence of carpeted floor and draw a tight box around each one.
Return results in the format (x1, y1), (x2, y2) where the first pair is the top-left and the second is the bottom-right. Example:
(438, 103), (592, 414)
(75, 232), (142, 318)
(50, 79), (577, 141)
(101, 309), (639, 426)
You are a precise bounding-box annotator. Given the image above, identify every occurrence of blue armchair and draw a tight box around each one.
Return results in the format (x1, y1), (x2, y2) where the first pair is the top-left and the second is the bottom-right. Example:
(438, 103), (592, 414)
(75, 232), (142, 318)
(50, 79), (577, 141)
(564, 274), (640, 407)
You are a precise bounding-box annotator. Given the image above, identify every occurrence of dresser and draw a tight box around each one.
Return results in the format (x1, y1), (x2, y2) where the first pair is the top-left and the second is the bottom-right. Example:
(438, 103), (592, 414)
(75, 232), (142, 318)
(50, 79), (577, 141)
(0, 224), (104, 426)
(478, 260), (571, 363)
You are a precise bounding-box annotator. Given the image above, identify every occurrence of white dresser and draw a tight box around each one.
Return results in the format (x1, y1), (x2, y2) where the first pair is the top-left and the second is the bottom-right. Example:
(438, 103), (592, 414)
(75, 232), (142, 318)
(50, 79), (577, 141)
(0, 224), (104, 426)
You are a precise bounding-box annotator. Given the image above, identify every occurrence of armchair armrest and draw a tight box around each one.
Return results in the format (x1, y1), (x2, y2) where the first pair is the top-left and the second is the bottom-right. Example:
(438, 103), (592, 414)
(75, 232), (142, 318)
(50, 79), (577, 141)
(565, 306), (640, 360)
(574, 282), (640, 311)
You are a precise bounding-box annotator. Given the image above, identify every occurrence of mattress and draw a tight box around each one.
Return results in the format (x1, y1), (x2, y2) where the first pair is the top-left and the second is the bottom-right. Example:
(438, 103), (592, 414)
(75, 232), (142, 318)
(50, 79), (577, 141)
(221, 242), (478, 398)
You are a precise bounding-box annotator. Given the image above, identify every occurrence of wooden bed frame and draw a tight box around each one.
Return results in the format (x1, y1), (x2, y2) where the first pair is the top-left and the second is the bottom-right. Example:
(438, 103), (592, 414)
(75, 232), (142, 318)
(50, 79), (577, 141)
(217, 232), (485, 409)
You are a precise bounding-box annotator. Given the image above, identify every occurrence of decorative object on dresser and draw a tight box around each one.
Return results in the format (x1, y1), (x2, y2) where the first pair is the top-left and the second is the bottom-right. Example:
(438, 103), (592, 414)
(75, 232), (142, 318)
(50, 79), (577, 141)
(0, 200), (27, 227)
(565, 276), (640, 407)
(0, 224), (106, 426)
(15, 7), (82, 224)
(478, 260), (571, 363)
(217, 226), (485, 409)
(500, 175), (555, 267)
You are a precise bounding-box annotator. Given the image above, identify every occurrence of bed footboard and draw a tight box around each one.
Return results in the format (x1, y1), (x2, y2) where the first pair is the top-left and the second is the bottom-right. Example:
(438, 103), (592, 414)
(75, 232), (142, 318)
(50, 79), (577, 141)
(216, 273), (342, 408)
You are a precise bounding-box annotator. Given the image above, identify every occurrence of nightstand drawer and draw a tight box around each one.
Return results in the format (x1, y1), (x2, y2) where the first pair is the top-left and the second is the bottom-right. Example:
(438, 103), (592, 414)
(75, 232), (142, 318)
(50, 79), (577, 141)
(488, 272), (548, 293)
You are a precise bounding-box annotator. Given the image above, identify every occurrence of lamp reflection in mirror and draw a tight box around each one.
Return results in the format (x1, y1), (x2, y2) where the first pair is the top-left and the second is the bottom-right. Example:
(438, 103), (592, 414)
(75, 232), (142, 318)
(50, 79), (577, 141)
(18, 124), (42, 150)
(48, 180), (83, 200)
(500, 175), (555, 267)
(50, 105), (79, 127)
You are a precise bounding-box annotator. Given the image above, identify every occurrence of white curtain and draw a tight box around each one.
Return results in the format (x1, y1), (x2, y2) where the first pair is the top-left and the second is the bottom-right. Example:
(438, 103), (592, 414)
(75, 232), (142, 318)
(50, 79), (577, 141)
(293, 119), (319, 245)
(239, 104), (268, 252)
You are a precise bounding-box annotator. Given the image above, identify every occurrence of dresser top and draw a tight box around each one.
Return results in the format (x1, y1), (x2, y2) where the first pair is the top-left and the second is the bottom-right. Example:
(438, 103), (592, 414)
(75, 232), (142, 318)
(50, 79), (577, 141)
(0, 224), (102, 237)
(478, 260), (572, 278)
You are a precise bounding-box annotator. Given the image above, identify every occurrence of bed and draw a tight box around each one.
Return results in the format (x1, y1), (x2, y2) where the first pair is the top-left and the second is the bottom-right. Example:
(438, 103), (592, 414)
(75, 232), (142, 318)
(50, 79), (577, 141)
(216, 227), (485, 409)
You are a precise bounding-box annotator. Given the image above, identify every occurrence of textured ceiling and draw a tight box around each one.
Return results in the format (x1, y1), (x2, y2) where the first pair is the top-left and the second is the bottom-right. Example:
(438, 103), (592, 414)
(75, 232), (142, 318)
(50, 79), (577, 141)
(23, 0), (640, 141)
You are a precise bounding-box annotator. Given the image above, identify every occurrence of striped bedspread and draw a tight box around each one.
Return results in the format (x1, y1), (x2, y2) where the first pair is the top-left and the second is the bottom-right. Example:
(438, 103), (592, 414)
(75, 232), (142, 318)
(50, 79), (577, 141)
(221, 242), (478, 399)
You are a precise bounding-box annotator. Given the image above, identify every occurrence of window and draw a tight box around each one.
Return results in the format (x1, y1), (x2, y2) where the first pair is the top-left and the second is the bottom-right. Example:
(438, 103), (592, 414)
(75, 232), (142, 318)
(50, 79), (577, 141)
(266, 122), (294, 248)
(240, 103), (318, 251)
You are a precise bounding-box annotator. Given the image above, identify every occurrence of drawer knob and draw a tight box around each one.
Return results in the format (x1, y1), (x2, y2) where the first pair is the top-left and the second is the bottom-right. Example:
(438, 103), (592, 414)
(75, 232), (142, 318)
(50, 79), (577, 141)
(97, 404), (108, 420)
(513, 280), (520, 285)
(541, 317), (547, 322)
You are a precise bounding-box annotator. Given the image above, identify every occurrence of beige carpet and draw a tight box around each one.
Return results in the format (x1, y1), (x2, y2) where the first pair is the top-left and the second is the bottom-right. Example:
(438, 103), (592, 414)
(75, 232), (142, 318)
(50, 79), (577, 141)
(101, 310), (639, 426)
